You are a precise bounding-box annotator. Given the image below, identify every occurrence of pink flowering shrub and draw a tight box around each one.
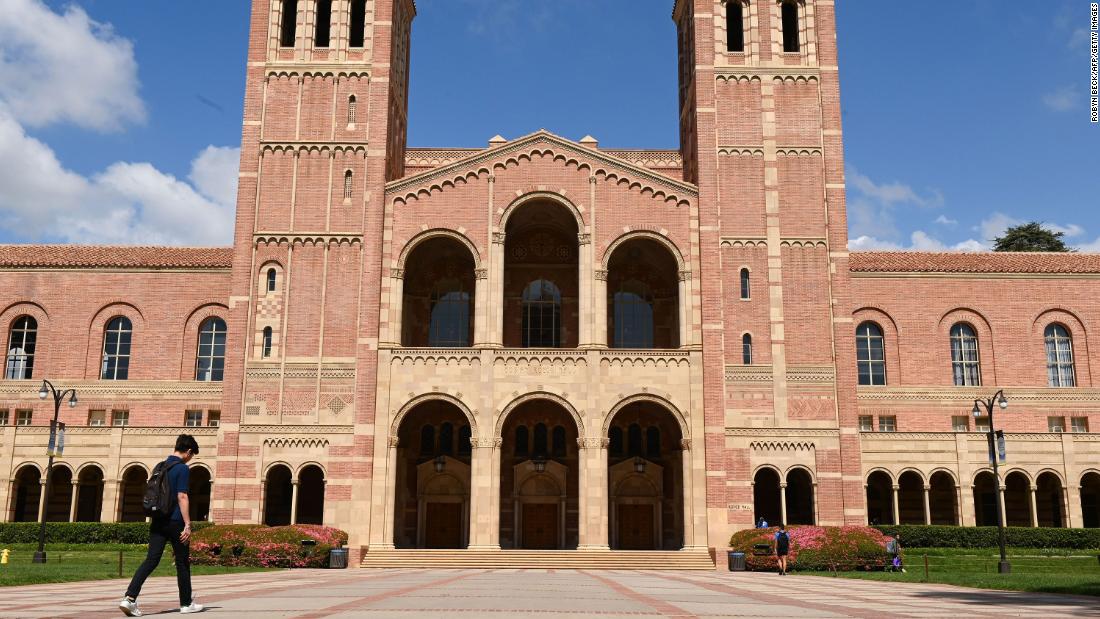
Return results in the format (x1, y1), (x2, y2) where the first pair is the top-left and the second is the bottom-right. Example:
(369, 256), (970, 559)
(729, 526), (895, 572)
(191, 524), (348, 568)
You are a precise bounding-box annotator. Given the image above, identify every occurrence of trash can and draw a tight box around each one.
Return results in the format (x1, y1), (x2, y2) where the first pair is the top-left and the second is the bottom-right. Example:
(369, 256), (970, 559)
(329, 548), (349, 569)
(728, 551), (746, 571)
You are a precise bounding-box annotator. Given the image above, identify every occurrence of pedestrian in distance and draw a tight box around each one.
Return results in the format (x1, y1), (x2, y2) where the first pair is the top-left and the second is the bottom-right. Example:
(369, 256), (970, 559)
(757, 516), (768, 529)
(119, 434), (205, 616)
(773, 523), (790, 576)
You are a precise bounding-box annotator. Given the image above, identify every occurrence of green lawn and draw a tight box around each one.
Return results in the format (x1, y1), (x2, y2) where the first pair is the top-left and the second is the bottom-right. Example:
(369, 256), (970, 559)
(803, 547), (1100, 597)
(0, 544), (273, 587)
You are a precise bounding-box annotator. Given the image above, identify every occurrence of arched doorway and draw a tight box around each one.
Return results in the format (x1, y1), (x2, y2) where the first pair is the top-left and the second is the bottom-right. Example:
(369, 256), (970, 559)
(606, 401), (684, 549)
(296, 465), (325, 525)
(785, 468), (815, 525)
(973, 471), (998, 526)
(263, 464), (293, 526)
(897, 471), (924, 524)
(76, 465), (105, 522)
(44, 466), (73, 522)
(865, 471), (894, 525)
(1081, 472), (1100, 528)
(119, 466), (148, 522)
(606, 238), (680, 349)
(9, 465), (41, 522)
(753, 468), (781, 526)
(928, 471), (958, 525)
(500, 398), (579, 549)
(1004, 471), (1031, 527)
(401, 236), (476, 347)
(189, 466), (213, 522)
(1035, 472), (1065, 528)
(394, 399), (472, 548)
(503, 200), (579, 348)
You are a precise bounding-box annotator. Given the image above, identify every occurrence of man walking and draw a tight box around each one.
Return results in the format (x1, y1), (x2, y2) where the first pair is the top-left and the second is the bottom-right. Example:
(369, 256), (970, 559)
(119, 434), (205, 616)
(773, 523), (790, 576)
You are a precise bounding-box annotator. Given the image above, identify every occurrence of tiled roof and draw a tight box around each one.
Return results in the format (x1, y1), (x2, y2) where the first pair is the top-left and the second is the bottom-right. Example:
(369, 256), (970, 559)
(850, 252), (1100, 274)
(0, 245), (233, 269)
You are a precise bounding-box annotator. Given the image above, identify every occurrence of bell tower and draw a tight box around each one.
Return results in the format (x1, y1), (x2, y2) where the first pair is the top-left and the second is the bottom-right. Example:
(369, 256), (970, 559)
(214, 0), (415, 551)
(675, 0), (865, 543)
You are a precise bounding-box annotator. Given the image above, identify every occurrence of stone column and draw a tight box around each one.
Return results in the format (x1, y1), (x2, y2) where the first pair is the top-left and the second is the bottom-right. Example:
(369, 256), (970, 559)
(1029, 484), (1039, 528)
(468, 438), (499, 549)
(779, 482), (788, 525)
(677, 271), (691, 347)
(207, 482), (215, 524)
(290, 480), (300, 525)
(488, 231), (505, 347)
(577, 437), (609, 550)
(386, 271), (404, 347)
(4, 478), (15, 522)
(381, 439), (401, 547)
(473, 269), (489, 347)
(922, 484), (931, 525)
(577, 233), (594, 348)
(593, 270), (608, 348)
(890, 484), (900, 525)
(997, 482), (1008, 527)
(69, 481), (79, 522)
(258, 480), (267, 524)
(36, 479), (47, 523)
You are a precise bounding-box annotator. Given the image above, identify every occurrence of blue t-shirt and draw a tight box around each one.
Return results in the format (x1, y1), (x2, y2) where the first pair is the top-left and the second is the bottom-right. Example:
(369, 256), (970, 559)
(163, 456), (190, 522)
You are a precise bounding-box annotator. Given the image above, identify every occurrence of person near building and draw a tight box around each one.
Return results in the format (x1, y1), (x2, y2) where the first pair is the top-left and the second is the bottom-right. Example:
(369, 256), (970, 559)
(774, 523), (790, 576)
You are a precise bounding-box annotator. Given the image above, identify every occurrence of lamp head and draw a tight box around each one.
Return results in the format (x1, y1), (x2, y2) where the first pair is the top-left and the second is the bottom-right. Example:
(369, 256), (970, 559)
(38, 381), (48, 400)
(533, 455), (547, 473)
(68, 393), (78, 408)
(633, 457), (646, 474)
(997, 393), (1008, 410)
(972, 403), (982, 418)
(433, 455), (445, 473)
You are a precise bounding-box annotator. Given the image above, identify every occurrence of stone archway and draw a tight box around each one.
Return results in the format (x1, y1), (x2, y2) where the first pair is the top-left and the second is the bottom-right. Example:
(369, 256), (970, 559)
(1004, 471), (1031, 527)
(753, 468), (782, 526)
(401, 235), (477, 347)
(1081, 472), (1100, 528)
(76, 466), (105, 522)
(605, 237), (680, 349)
(606, 400), (684, 550)
(897, 471), (924, 525)
(189, 466), (213, 522)
(119, 467), (148, 523)
(1035, 472), (1065, 528)
(263, 464), (293, 526)
(394, 399), (472, 548)
(296, 465), (326, 525)
(973, 471), (998, 526)
(929, 471), (958, 525)
(44, 466), (73, 522)
(865, 470), (894, 525)
(500, 398), (579, 549)
(785, 468), (815, 525)
(9, 465), (40, 522)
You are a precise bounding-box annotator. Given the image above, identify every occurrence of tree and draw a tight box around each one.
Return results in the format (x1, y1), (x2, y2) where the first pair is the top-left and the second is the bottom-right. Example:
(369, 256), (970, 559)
(992, 222), (1074, 252)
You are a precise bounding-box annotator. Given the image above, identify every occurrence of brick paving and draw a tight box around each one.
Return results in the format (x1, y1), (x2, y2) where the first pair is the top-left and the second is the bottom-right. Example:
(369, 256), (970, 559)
(0, 569), (1096, 618)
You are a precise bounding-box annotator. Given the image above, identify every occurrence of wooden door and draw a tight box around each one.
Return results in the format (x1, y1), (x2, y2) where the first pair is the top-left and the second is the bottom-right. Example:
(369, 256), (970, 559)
(522, 503), (558, 549)
(425, 502), (463, 548)
(617, 504), (655, 550)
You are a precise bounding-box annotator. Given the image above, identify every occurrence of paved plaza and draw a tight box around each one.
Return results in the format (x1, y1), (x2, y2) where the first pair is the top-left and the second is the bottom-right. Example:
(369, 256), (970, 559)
(1, 569), (1097, 618)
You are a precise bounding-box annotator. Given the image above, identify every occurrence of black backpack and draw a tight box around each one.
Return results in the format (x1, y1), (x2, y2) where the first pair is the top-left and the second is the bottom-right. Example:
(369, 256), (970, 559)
(143, 460), (181, 517)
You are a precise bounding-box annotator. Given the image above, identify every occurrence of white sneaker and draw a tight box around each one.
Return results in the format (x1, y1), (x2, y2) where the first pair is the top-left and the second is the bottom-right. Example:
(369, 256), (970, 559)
(180, 601), (205, 614)
(119, 598), (143, 617)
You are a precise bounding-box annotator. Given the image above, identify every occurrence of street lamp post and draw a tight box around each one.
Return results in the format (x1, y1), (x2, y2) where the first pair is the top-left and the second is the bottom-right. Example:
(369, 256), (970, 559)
(33, 379), (78, 564)
(972, 389), (1009, 574)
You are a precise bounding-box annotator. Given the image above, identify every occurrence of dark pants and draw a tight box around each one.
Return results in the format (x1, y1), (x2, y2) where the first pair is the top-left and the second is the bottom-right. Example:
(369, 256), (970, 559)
(126, 519), (191, 606)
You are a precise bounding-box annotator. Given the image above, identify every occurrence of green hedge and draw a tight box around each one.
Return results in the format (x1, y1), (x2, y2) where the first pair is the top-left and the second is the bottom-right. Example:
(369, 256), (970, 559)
(0, 521), (212, 545)
(874, 525), (1100, 549)
(729, 526), (895, 572)
(191, 524), (348, 568)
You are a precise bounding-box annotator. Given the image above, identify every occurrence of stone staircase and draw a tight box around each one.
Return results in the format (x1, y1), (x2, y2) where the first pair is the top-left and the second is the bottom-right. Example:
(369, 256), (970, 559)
(359, 548), (716, 570)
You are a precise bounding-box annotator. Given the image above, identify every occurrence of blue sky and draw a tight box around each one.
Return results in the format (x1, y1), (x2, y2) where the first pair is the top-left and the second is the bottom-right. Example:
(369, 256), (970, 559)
(0, 0), (1095, 249)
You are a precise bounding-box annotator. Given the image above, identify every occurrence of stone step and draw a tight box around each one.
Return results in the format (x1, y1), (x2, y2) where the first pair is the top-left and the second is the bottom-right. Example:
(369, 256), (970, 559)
(358, 548), (716, 570)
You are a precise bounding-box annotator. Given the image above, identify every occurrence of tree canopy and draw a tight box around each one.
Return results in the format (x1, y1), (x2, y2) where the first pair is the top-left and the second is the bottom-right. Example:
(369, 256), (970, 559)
(992, 222), (1074, 252)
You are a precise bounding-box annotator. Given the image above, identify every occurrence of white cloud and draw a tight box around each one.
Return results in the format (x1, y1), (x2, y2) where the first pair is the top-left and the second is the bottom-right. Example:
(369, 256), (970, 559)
(849, 231), (986, 252)
(846, 166), (945, 244)
(1042, 85), (1079, 112)
(1068, 28), (1091, 49)
(0, 0), (144, 131)
(977, 212), (1022, 243)
(934, 215), (958, 226)
(0, 106), (237, 245)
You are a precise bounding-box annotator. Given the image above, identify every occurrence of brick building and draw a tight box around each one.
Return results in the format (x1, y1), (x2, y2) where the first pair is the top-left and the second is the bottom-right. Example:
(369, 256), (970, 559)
(1, 0), (1097, 565)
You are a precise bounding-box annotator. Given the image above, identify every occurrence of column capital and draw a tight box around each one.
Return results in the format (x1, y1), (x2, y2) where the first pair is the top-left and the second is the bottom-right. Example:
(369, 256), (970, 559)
(594, 269), (608, 281)
(388, 434), (401, 448)
(577, 233), (592, 246)
(474, 268), (488, 280)
(779, 482), (788, 489)
(679, 438), (692, 451)
(678, 270), (692, 282)
(891, 484), (900, 490)
(390, 268), (404, 279)
(577, 437), (609, 450)
(492, 231), (506, 245)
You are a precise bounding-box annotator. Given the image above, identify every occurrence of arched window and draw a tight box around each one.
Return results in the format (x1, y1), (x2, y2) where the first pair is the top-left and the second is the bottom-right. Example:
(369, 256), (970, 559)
(740, 268), (750, 300)
(781, 1), (800, 53)
(280, 0), (298, 48)
(609, 426), (624, 457)
(949, 323), (981, 386)
(522, 279), (561, 348)
(533, 423), (548, 456)
(420, 425), (435, 455)
(347, 95), (357, 125)
(855, 322), (886, 386)
(101, 317), (132, 380)
(726, 1), (745, 52)
(742, 333), (752, 365)
(5, 316), (37, 380)
(613, 280), (654, 348)
(514, 425), (529, 456)
(314, 0), (332, 47)
(439, 422), (454, 455)
(551, 425), (566, 457)
(645, 426), (661, 458)
(195, 317), (227, 382)
(348, 0), (366, 48)
(1045, 324), (1076, 387)
(429, 280), (471, 347)
(627, 423), (643, 456)
(262, 326), (273, 358)
(457, 425), (472, 456)
(266, 268), (277, 293)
